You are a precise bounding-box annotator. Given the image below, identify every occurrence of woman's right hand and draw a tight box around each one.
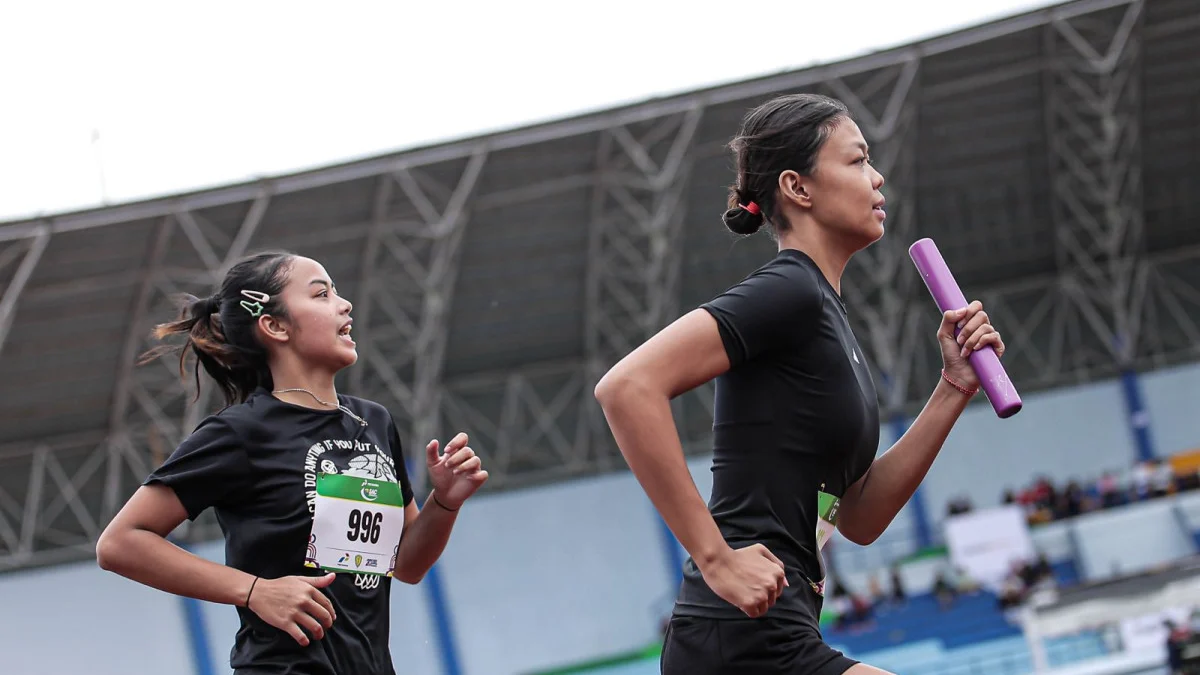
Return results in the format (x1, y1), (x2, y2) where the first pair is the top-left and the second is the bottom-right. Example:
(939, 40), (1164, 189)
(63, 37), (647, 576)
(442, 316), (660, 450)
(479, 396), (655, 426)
(699, 544), (788, 618)
(247, 573), (338, 646)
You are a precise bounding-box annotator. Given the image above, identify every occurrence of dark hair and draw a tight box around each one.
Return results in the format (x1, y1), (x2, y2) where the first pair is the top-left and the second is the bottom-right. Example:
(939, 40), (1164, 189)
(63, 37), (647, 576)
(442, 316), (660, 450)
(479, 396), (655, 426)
(140, 250), (296, 407)
(721, 93), (851, 236)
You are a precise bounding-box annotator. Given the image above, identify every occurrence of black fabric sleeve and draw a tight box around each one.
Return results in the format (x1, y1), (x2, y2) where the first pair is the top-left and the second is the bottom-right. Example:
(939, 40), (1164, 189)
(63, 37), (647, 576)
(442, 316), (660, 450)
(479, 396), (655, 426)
(387, 416), (416, 507)
(143, 415), (252, 521)
(700, 257), (825, 367)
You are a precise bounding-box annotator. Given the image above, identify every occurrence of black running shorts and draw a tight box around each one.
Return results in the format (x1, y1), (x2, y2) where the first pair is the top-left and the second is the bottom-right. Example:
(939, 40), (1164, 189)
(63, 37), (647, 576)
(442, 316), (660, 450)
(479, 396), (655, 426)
(661, 614), (859, 675)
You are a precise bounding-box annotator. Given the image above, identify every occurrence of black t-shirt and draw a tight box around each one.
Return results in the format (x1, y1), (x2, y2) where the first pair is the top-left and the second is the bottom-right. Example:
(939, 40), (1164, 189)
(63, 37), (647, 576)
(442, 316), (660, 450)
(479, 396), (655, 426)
(674, 248), (880, 622)
(145, 388), (415, 675)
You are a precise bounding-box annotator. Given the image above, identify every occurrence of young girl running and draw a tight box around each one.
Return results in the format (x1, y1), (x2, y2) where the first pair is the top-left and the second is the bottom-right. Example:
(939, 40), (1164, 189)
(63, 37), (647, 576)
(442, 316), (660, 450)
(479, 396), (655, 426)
(97, 250), (487, 675)
(595, 94), (1005, 674)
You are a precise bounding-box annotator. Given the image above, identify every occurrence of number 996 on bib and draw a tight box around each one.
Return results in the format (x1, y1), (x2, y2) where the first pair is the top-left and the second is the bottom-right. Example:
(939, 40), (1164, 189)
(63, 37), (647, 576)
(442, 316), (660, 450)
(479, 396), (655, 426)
(306, 473), (406, 577)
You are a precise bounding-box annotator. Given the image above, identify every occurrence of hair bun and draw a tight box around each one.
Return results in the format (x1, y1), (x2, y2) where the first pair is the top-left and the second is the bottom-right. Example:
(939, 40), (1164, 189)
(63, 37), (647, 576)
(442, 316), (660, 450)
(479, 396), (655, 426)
(722, 205), (764, 235)
(190, 294), (220, 318)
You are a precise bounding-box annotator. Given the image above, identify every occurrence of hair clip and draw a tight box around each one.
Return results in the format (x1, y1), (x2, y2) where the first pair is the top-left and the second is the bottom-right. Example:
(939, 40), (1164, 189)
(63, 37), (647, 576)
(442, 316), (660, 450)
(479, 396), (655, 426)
(239, 290), (270, 318)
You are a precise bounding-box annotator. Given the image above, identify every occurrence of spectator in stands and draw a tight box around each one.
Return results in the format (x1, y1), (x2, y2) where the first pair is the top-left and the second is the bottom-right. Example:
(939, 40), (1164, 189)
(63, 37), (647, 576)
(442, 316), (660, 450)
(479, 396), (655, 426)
(890, 565), (907, 606)
(994, 455), (1200, 530)
(1132, 461), (1154, 500)
(1165, 619), (1191, 674)
(1021, 554), (1054, 590)
(946, 495), (974, 516)
(1098, 471), (1121, 508)
(1038, 477), (1057, 512)
(829, 583), (875, 633)
(997, 561), (1027, 611)
(932, 569), (957, 610)
(1153, 459), (1175, 499)
(1061, 480), (1084, 518)
(867, 572), (884, 604)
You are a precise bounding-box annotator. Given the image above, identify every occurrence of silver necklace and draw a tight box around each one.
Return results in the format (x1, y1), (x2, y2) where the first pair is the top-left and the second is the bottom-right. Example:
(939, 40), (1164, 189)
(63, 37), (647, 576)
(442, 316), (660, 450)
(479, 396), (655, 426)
(273, 388), (367, 427)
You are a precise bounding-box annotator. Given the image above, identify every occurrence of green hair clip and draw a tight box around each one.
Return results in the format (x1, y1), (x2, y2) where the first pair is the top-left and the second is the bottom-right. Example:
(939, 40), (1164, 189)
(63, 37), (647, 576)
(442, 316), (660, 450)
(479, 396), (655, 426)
(239, 290), (270, 317)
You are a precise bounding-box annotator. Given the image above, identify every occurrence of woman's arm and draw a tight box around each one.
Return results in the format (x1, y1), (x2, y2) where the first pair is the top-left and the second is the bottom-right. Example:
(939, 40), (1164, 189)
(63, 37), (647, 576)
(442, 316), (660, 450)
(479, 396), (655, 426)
(837, 302), (1005, 545)
(835, 378), (972, 545)
(97, 484), (337, 646)
(391, 434), (487, 584)
(594, 309), (733, 568)
(595, 309), (787, 618)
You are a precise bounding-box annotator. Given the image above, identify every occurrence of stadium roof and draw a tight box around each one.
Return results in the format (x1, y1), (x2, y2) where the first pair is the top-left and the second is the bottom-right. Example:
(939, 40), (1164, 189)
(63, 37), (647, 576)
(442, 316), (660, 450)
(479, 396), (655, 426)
(1, 0), (1198, 570)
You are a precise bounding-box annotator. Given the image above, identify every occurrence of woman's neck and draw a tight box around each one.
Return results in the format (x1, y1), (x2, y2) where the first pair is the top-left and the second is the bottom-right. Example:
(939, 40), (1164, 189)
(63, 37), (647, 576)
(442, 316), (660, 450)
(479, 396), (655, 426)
(269, 358), (339, 409)
(776, 226), (855, 296)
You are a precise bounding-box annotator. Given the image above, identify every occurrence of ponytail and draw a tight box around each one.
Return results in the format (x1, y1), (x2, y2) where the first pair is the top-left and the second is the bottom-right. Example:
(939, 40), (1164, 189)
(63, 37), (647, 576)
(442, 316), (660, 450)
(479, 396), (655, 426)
(137, 251), (295, 408)
(139, 293), (238, 406)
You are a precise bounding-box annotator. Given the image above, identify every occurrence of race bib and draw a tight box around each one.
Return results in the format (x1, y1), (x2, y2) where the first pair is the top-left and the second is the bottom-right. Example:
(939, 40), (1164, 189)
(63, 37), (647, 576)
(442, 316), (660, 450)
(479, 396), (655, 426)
(305, 473), (406, 577)
(815, 490), (841, 551)
(812, 490), (841, 596)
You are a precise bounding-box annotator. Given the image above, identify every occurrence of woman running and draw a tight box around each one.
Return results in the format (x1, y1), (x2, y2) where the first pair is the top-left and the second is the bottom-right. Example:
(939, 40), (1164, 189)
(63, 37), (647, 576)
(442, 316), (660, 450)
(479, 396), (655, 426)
(594, 93), (1005, 675)
(97, 250), (487, 675)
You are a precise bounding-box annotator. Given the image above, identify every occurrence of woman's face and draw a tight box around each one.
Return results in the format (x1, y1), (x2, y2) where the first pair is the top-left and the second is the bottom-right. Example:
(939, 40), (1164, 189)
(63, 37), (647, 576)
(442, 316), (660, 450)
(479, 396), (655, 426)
(799, 118), (888, 248)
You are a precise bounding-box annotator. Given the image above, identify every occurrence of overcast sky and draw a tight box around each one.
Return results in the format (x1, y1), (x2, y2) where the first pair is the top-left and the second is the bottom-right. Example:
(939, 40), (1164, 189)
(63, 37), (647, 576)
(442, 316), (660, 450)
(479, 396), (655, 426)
(0, 0), (1060, 222)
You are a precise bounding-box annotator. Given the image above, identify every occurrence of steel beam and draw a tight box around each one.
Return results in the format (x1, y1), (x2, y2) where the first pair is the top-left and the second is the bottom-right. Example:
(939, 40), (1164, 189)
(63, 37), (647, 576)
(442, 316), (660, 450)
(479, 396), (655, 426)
(3, 0), (1192, 577)
(0, 157), (583, 538)
(1137, 245), (1200, 369)
(1045, 0), (1146, 373)
(827, 59), (939, 548)
(583, 106), (703, 475)
(0, 0), (1137, 244)
(0, 431), (128, 571)
(352, 148), (487, 495)
(98, 193), (270, 545)
(347, 175), (395, 397)
(439, 359), (589, 491)
(115, 193), (271, 439)
(830, 58), (926, 412)
(3, 245), (1197, 572)
(959, 241), (1200, 399)
(0, 227), (50, 358)
(100, 217), (174, 525)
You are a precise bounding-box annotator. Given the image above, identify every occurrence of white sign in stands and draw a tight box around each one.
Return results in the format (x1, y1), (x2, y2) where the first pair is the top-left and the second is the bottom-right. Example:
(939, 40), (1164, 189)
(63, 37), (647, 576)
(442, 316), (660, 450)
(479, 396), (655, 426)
(944, 504), (1037, 593)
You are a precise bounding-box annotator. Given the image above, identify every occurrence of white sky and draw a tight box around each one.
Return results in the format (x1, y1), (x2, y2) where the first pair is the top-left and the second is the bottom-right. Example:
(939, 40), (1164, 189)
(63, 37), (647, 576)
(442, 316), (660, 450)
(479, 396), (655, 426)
(0, 0), (1059, 222)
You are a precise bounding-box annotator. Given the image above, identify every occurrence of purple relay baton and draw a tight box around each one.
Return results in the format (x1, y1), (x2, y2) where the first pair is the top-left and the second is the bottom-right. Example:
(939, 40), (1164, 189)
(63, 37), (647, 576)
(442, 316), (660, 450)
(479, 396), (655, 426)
(909, 238), (1023, 419)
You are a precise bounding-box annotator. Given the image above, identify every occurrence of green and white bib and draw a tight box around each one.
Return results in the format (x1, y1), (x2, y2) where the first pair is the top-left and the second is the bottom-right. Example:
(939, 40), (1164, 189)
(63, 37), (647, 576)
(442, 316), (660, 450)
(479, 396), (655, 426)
(304, 473), (406, 577)
(812, 489), (841, 596)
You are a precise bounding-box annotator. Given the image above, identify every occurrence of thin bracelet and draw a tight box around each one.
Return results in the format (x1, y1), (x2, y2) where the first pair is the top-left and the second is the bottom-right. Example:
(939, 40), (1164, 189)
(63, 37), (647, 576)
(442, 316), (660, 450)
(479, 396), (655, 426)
(941, 369), (979, 397)
(432, 493), (459, 512)
(244, 576), (259, 608)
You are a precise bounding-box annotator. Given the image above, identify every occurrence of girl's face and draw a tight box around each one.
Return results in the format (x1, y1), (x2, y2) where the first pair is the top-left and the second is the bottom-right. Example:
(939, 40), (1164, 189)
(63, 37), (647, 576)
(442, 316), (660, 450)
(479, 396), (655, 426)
(266, 256), (357, 373)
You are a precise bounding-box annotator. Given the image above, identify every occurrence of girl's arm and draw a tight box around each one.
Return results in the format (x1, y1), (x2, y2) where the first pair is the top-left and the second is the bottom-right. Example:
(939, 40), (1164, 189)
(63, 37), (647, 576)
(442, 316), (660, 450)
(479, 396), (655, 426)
(390, 498), (456, 584)
(391, 433), (487, 583)
(97, 484), (337, 646)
